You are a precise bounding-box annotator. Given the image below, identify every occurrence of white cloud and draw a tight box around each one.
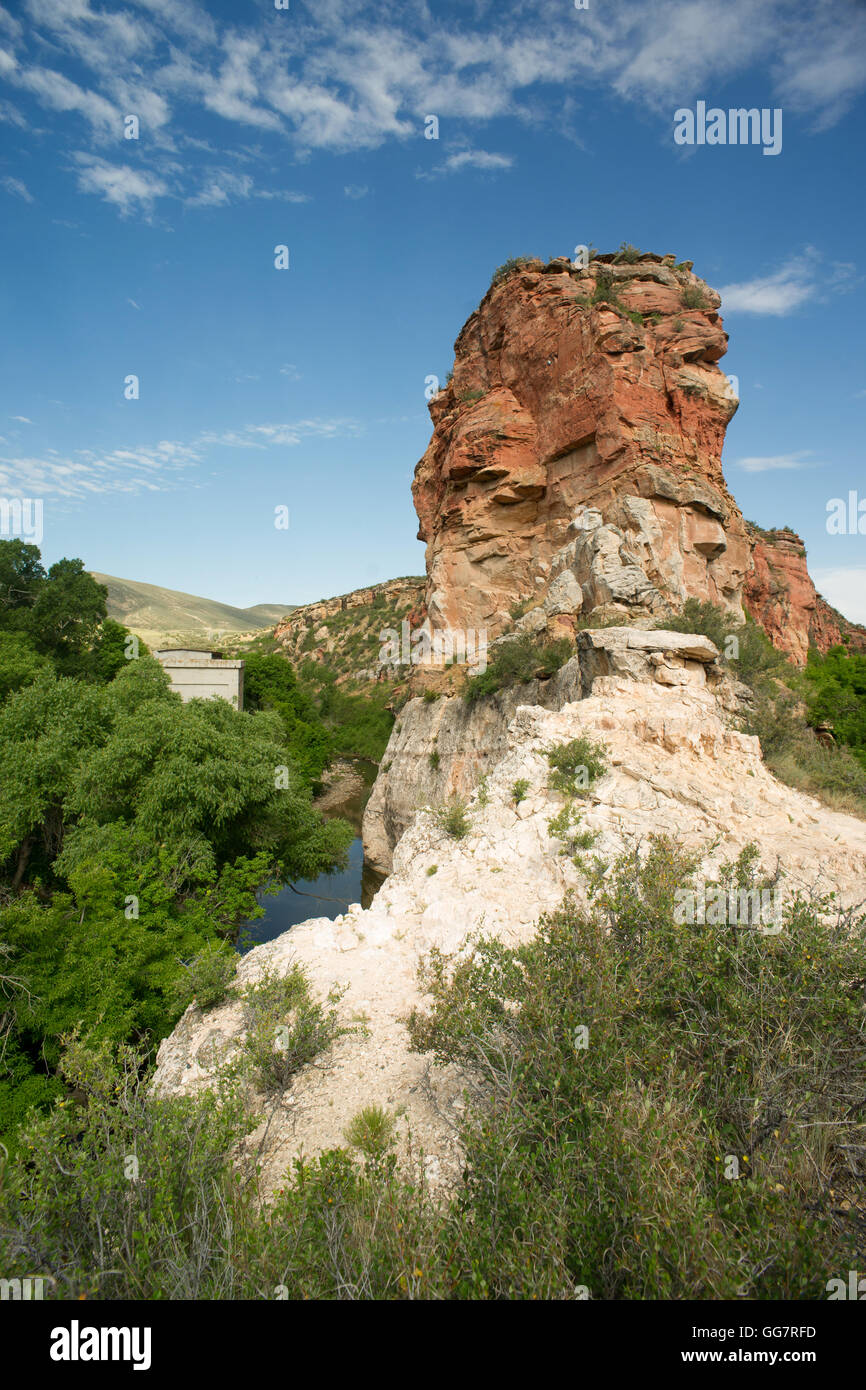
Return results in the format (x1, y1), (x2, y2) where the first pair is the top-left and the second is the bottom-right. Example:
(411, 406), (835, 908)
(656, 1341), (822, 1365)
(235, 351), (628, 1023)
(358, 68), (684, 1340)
(15, 65), (118, 136)
(279, 364), (302, 380)
(199, 419), (362, 449)
(443, 150), (513, 172)
(72, 153), (168, 213)
(735, 451), (815, 472)
(344, 183), (369, 199)
(10, 415), (32, 423)
(2, 0), (863, 214)
(719, 258), (817, 315)
(811, 568), (866, 625)
(127, 298), (141, 309)
(0, 438), (199, 499)
(418, 148), (514, 180)
(1, 175), (33, 201)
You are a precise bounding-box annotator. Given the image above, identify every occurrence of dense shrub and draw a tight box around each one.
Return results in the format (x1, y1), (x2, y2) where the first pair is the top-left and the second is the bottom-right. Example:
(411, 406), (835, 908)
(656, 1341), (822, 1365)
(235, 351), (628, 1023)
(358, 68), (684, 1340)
(464, 634), (573, 703)
(408, 837), (866, 1298)
(546, 735), (607, 796)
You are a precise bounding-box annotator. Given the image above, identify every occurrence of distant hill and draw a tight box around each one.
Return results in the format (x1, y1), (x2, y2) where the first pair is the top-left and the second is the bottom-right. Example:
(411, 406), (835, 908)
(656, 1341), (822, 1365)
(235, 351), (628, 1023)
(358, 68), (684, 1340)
(91, 573), (295, 650)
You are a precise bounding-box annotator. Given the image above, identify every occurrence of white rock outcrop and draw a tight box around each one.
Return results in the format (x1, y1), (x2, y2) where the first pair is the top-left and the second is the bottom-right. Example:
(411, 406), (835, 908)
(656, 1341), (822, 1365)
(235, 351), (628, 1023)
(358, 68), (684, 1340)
(153, 673), (866, 1198)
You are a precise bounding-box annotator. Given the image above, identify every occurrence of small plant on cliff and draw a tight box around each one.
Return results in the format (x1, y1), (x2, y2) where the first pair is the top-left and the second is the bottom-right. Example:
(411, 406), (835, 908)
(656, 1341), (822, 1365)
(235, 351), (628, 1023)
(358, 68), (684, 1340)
(490, 255), (536, 289)
(511, 778), (530, 805)
(546, 735), (607, 797)
(241, 966), (344, 1096)
(167, 941), (237, 1014)
(423, 689), (441, 703)
(547, 803), (600, 859)
(436, 796), (471, 840)
(591, 267), (621, 306)
(458, 388), (485, 404)
(429, 749), (441, 770)
(476, 774), (490, 807)
(681, 284), (708, 310)
(672, 316), (685, 332)
(613, 241), (641, 264)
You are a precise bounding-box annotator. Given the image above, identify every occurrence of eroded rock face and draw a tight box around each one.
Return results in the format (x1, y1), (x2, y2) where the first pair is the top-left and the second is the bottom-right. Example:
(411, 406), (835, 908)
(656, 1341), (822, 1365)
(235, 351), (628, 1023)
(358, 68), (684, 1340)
(413, 254), (750, 639)
(744, 527), (866, 665)
(363, 627), (739, 874)
(411, 253), (866, 667)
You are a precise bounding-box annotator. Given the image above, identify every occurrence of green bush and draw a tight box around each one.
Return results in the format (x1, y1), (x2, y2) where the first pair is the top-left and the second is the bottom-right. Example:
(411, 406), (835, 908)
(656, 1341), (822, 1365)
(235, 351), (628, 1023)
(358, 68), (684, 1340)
(681, 284), (708, 310)
(429, 749), (440, 770)
(435, 797), (471, 841)
(490, 256), (536, 289)
(511, 778), (530, 804)
(241, 966), (343, 1097)
(167, 942), (237, 1014)
(343, 1104), (397, 1160)
(464, 635), (573, 704)
(407, 837), (866, 1298)
(546, 735), (607, 796)
(547, 803), (599, 858)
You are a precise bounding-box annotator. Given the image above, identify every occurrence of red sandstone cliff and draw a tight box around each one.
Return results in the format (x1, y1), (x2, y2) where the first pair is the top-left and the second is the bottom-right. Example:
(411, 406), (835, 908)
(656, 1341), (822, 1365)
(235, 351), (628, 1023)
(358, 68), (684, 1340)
(744, 527), (866, 664)
(410, 252), (864, 665)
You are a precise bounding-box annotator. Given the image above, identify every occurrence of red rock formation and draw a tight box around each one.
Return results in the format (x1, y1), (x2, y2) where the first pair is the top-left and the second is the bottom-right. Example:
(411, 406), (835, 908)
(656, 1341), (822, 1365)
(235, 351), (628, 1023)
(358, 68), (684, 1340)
(411, 252), (865, 666)
(413, 253), (749, 637)
(744, 528), (866, 663)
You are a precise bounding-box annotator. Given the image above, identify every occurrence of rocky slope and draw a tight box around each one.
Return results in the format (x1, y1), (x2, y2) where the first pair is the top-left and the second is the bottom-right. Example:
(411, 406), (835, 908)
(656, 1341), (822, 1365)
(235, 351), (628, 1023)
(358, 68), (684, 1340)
(154, 652), (866, 1195)
(273, 577), (424, 684)
(411, 252), (864, 666)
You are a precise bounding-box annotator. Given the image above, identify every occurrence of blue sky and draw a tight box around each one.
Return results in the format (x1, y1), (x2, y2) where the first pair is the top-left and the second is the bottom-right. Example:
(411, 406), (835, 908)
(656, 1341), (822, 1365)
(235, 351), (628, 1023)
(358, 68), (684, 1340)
(1, 0), (864, 619)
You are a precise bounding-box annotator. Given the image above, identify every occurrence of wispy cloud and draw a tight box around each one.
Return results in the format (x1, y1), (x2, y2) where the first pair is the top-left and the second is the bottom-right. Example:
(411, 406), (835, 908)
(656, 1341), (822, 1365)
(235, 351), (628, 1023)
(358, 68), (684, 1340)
(1, 0), (862, 216)
(735, 451), (816, 473)
(720, 250), (860, 315)
(72, 153), (168, 215)
(344, 183), (369, 199)
(420, 148), (514, 179)
(0, 417), (362, 500)
(1, 173), (32, 201)
(10, 415), (31, 423)
(198, 419), (362, 450)
(719, 257), (817, 315)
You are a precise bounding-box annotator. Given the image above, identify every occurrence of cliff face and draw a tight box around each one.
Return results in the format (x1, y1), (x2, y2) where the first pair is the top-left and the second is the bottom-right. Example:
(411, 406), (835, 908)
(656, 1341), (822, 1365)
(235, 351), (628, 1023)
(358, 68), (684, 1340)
(363, 626), (734, 874)
(412, 252), (864, 664)
(744, 527), (866, 665)
(413, 253), (749, 640)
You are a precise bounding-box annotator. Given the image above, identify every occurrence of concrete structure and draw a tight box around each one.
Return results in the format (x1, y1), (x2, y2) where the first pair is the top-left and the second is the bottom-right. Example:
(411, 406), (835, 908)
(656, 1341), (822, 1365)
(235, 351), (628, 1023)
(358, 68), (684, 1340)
(154, 649), (244, 710)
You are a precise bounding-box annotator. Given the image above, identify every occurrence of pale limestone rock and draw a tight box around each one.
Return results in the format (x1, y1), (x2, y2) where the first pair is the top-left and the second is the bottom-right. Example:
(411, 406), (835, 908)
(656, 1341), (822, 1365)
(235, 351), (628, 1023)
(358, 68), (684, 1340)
(154, 676), (866, 1200)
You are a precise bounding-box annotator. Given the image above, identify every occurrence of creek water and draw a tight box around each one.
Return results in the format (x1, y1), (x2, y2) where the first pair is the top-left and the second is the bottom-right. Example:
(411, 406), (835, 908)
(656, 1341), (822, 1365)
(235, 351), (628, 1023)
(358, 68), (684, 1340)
(239, 759), (385, 954)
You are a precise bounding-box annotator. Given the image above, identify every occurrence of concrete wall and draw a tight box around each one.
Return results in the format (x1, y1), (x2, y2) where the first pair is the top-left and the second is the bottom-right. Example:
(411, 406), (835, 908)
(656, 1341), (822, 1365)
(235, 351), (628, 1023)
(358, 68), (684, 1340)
(155, 656), (244, 710)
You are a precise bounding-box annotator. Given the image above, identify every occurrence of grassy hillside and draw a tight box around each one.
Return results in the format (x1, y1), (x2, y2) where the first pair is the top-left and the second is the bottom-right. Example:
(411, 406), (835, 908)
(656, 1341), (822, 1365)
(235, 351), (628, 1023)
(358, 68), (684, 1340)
(91, 572), (295, 649)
